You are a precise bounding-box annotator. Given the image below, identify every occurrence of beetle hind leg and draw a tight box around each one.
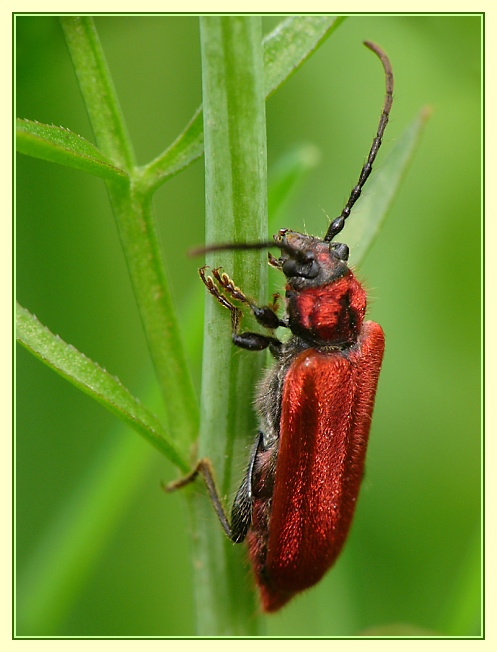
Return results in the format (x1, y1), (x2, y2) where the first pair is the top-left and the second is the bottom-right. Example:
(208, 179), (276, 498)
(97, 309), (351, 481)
(164, 432), (265, 544)
(164, 458), (233, 540)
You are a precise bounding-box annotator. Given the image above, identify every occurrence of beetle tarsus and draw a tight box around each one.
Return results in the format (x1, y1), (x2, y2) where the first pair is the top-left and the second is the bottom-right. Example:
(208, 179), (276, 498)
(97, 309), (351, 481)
(199, 265), (283, 350)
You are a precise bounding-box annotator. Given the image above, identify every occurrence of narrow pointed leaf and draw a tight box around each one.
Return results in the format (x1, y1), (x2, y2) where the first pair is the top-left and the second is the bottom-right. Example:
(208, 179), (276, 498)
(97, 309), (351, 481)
(263, 15), (344, 97)
(16, 303), (188, 472)
(16, 119), (127, 182)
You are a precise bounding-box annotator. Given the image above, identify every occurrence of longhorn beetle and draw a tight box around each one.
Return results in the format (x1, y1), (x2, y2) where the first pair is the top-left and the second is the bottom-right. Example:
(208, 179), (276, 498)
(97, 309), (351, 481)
(167, 41), (393, 612)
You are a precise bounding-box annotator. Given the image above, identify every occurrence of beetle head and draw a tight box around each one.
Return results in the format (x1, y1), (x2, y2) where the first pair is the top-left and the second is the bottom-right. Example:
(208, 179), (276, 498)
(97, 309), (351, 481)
(273, 229), (350, 286)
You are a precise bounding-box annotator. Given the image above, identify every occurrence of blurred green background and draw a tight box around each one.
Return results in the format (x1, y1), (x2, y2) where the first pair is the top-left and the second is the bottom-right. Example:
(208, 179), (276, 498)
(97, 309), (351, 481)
(16, 15), (481, 637)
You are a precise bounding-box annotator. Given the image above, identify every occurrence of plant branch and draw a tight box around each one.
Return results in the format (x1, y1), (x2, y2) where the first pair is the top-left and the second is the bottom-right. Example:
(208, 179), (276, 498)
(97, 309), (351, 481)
(59, 16), (199, 451)
(60, 16), (135, 171)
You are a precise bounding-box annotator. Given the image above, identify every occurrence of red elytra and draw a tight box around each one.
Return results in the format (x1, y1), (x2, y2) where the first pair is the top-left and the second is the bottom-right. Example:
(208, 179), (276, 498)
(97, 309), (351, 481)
(249, 321), (384, 611)
(167, 41), (393, 612)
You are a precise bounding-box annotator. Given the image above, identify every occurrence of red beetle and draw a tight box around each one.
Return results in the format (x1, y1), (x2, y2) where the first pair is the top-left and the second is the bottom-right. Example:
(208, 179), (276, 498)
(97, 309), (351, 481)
(169, 41), (393, 612)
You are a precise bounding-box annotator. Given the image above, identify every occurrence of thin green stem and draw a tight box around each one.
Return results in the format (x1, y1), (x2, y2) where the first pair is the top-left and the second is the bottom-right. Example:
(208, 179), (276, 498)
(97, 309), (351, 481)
(188, 16), (268, 635)
(60, 16), (198, 452)
(105, 182), (198, 452)
(60, 16), (135, 171)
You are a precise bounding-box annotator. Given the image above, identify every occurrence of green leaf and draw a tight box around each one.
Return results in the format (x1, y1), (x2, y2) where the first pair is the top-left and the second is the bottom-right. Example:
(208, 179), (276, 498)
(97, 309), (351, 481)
(263, 15), (345, 97)
(342, 107), (432, 265)
(16, 118), (127, 182)
(140, 16), (342, 192)
(16, 302), (188, 472)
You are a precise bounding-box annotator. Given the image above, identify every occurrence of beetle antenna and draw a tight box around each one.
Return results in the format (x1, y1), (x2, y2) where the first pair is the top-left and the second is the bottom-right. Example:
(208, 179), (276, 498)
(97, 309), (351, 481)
(190, 236), (312, 265)
(323, 41), (394, 243)
(189, 241), (275, 257)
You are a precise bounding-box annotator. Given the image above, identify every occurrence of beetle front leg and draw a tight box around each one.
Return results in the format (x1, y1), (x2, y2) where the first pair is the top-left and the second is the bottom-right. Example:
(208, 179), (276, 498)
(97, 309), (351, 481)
(209, 267), (286, 330)
(199, 266), (283, 352)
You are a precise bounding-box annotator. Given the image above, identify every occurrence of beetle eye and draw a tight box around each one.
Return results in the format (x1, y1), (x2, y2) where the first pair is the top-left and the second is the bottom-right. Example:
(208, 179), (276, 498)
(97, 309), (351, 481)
(330, 242), (349, 262)
(282, 256), (320, 279)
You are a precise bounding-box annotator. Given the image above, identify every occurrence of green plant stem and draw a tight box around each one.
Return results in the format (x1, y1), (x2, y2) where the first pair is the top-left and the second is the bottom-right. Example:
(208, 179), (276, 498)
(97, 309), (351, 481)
(60, 17), (135, 171)
(188, 16), (268, 635)
(105, 181), (198, 452)
(60, 16), (198, 452)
